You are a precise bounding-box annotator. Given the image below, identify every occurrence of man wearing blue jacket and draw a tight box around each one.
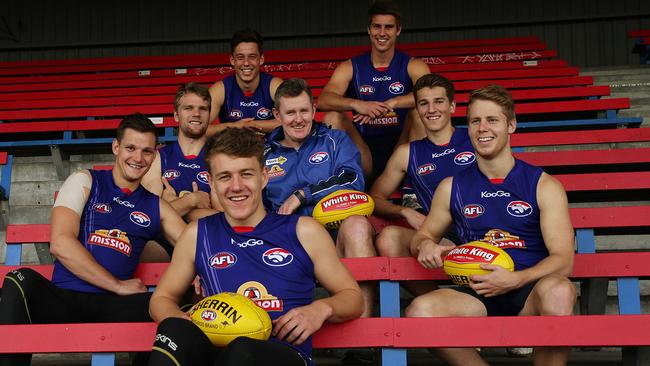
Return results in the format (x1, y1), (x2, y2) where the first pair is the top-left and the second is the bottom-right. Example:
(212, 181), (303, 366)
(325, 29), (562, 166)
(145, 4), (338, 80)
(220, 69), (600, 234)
(264, 78), (377, 317)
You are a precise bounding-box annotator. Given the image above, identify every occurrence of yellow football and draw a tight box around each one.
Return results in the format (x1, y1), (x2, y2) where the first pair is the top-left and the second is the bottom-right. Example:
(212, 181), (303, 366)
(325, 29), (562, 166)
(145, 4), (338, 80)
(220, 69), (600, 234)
(312, 190), (374, 230)
(188, 292), (272, 346)
(443, 241), (515, 286)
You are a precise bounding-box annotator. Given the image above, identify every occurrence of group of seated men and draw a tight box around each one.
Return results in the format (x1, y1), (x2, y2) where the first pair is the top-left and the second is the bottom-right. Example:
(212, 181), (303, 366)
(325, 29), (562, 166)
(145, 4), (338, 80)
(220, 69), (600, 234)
(0, 1), (577, 366)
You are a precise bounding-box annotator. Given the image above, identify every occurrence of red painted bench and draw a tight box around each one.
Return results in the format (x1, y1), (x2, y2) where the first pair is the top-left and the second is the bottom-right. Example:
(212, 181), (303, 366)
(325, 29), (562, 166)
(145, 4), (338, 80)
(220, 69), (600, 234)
(1, 252), (649, 365)
(0, 85), (609, 113)
(0, 97), (628, 123)
(0, 58), (568, 87)
(0, 37), (545, 76)
(0, 66), (578, 94)
(2, 75), (593, 103)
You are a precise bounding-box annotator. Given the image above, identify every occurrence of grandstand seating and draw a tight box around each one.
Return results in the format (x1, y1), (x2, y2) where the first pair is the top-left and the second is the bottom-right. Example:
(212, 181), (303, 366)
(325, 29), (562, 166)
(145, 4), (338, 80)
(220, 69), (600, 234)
(629, 30), (650, 64)
(0, 36), (544, 76)
(2, 214), (650, 366)
(0, 33), (648, 365)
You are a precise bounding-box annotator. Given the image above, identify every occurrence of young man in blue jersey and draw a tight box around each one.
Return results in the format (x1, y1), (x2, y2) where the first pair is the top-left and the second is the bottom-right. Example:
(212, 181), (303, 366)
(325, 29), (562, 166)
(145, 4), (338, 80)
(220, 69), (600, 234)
(147, 127), (363, 366)
(318, 1), (430, 182)
(408, 85), (576, 366)
(142, 83), (217, 260)
(207, 28), (283, 135)
(371, 74), (474, 294)
(0, 113), (187, 366)
(264, 78), (380, 320)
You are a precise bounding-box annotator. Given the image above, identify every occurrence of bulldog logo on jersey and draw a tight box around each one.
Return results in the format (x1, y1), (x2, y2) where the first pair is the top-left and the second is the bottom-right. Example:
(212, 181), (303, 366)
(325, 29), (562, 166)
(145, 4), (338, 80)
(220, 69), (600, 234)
(417, 163), (436, 176)
(129, 211), (151, 227)
(309, 152), (329, 164)
(196, 171), (210, 185)
(209, 252), (237, 269)
(262, 248), (294, 267)
(256, 107), (272, 119)
(389, 81), (405, 95)
(463, 204), (485, 218)
(483, 229), (525, 249)
(229, 109), (243, 119)
(237, 281), (284, 312)
(359, 85), (375, 95)
(163, 170), (181, 181)
(87, 229), (132, 256)
(507, 201), (533, 217)
(454, 152), (476, 165)
(92, 203), (112, 214)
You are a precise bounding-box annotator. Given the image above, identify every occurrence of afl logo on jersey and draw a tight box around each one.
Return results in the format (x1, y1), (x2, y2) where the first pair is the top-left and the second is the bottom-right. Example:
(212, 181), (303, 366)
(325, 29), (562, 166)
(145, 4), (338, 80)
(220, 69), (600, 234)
(507, 201), (533, 217)
(196, 171), (210, 185)
(417, 163), (436, 176)
(256, 107), (272, 119)
(229, 109), (243, 119)
(309, 151), (329, 164)
(129, 211), (151, 227)
(210, 252), (237, 269)
(463, 204), (485, 218)
(92, 203), (112, 214)
(389, 81), (405, 95)
(359, 85), (375, 95)
(163, 170), (180, 181)
(454, 152), (476, 165)
(262, 248), (294, 267)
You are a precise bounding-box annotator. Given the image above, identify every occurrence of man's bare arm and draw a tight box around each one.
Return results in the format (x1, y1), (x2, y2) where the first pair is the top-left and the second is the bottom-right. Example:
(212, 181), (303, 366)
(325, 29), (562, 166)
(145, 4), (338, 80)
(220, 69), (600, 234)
(149, 222), (199, 322)
(410, 177), (454, 268)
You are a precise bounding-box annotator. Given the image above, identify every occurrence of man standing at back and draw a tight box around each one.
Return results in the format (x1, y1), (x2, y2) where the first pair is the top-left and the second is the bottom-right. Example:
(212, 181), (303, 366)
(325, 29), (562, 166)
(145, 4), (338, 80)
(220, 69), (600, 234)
(318, 1), (430, 182)
(208, 28), (283, 135)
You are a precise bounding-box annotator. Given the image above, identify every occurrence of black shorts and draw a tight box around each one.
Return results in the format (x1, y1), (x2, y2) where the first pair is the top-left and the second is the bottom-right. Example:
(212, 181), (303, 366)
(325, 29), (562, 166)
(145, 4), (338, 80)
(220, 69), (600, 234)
(453, 281), (537, 316)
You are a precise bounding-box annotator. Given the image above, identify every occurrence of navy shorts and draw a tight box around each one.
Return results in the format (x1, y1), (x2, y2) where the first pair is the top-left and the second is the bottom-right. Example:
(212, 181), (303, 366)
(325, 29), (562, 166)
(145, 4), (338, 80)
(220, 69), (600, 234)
(453, 280), (537, 316)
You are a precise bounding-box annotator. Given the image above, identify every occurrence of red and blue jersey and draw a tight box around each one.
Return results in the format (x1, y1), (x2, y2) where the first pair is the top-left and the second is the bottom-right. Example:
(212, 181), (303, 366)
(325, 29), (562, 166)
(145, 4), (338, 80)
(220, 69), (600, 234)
(218, 73), (274, 123)
(159, 142), (210, 196)
(52, 169), (161, 293)
(345, 50), (413, 138)
(195, 212), (315, 364)
(449, 160), (548, 270)
(407, 128), (475, 214)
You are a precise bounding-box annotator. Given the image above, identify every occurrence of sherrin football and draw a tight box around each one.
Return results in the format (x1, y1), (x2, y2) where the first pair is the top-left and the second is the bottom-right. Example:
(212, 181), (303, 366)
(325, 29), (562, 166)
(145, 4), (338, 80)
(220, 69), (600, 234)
(312, 190), (374, 230)
(188, 292), (272, 346)
(443, 241), (515, 286)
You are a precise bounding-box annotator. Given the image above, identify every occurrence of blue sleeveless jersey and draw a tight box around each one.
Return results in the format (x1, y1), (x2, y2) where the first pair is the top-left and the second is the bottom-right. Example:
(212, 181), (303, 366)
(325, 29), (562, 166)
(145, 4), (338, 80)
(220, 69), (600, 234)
(449, 160), (548, 270)
(218, 72), (275, 122)
(159, 142), (210, 196)
(345, 50), (413, 138)
(52, 170), (161, 293)
(196, 213), (315, 363)
(407, 128), (475, 214)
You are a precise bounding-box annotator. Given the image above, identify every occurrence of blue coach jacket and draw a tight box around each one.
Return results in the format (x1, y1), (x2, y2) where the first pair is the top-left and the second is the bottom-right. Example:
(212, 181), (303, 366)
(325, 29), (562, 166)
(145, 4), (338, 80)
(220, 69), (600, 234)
(263, 123), (364, 216)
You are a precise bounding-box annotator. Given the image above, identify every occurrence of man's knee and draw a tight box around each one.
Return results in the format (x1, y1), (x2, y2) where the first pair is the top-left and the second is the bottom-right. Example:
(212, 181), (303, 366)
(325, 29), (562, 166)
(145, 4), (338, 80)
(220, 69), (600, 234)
(375, 226), (410, 257)
(220, 336), (260, 362)
(3, 267), (41, 296)
(338, 215), (375, 257)
(406, 289), (486, 318)
(532, 274), (576, 316)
